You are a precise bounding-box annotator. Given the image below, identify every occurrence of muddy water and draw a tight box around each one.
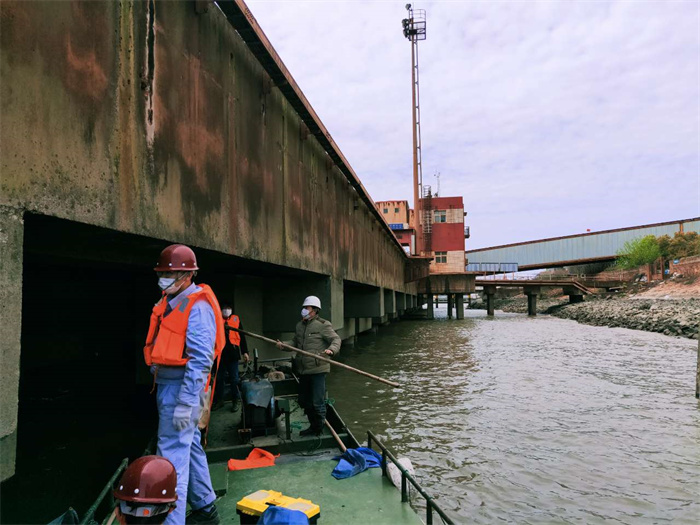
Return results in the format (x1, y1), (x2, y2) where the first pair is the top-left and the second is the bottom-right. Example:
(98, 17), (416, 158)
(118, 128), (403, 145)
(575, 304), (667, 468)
(327, 307), (699, 523)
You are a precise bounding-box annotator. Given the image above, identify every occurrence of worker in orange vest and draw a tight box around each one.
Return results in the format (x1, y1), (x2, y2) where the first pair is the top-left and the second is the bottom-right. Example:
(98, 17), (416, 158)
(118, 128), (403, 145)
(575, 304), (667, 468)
(212, 303), (249, 412)
(144, 244), (225, 525)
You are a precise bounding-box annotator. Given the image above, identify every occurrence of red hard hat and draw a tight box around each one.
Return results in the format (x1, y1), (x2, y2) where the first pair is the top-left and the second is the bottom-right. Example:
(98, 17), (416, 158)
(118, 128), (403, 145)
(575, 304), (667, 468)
(154, 244), (199, 271)
(113, 456), (178, 504)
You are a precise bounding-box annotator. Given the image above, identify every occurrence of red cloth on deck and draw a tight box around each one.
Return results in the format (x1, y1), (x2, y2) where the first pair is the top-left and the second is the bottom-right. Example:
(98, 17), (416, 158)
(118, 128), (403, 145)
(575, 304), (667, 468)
(227, 448), (280, 471)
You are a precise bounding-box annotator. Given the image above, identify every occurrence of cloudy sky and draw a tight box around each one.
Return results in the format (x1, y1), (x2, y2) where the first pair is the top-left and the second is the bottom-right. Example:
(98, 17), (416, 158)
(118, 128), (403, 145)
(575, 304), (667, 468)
(246, 0), (699, 249)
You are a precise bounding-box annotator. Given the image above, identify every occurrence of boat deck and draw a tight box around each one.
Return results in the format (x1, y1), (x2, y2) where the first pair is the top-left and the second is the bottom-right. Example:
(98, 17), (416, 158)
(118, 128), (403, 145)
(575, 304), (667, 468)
(212, 454), (422, 524)
(204, 381), (422, 524)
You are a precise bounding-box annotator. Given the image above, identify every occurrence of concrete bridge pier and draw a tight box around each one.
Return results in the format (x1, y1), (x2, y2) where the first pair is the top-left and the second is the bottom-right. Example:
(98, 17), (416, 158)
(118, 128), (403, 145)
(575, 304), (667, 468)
(456, 294), (464, 319)
(426, 284), (434, 320)
(524, 286), (541, 316)
(447, 293), (454, 319)
(484, 285), (496, 317)
(564, 286), (584, 304)
(384, 289), (397, 322)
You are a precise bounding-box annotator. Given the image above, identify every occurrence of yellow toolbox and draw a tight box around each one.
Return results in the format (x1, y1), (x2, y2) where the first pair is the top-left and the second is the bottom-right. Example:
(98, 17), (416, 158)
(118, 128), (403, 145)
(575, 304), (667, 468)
(236, 489), (320, 524)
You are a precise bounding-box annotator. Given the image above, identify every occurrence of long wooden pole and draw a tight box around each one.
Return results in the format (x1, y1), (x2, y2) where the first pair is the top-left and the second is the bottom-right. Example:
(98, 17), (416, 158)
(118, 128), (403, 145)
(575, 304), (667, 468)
(228, 327), (400, 388)
(325, 420), (347, 452)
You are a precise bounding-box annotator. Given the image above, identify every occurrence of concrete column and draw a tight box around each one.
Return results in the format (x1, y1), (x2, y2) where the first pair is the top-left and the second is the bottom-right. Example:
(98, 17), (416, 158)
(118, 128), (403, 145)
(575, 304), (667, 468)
(524, 286), (541, 316)
(456, 294), (464, 319)
(0, 206), (23, 481)
(447, 293), (453, 319)
(426, 279), (434, 320)
(484, 285), (496, 317)
(564, 286), (584, 304)
(383, 288), (397, 321)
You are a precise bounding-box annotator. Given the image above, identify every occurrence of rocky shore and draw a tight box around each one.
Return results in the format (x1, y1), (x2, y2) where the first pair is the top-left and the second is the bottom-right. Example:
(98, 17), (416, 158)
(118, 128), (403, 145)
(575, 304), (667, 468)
(546, 297), (699, 339)
(469, 281), (699, 339)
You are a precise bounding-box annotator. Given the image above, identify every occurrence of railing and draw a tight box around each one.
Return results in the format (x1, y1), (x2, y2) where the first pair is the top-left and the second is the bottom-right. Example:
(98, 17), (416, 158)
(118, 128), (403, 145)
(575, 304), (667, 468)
(79, 457), (129, 524)
(476, 271), (631, 282)
(367, 431), (454, 525)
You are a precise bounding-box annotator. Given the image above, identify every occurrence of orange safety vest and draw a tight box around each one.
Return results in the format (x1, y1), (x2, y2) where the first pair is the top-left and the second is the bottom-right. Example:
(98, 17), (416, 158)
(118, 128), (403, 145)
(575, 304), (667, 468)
(226, 315), (241, 346)
(144, 284), (225, 367)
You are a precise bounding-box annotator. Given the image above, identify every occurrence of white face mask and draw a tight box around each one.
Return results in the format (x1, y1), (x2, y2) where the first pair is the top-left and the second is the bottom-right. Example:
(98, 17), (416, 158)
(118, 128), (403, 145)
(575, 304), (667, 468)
(222, 309), (232, 318)
(158, 277), (176, 291)
(301, 308), (311, 319)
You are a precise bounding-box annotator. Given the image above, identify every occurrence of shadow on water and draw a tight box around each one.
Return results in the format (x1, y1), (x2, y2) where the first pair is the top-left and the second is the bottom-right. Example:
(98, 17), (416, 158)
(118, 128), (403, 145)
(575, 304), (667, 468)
(328, 306), (700, 523)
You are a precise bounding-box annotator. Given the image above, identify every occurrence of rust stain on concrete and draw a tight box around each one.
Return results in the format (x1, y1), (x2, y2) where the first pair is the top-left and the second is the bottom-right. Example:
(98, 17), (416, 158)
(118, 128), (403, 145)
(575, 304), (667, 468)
(64, 37), (108, 102)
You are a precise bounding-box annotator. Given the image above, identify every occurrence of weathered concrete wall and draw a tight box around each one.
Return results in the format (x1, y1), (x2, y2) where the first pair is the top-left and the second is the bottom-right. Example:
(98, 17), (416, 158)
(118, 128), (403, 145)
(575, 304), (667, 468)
(0, 0), (408, 291)
(0, 1), (415, 481)
(0, 206), (23, 481)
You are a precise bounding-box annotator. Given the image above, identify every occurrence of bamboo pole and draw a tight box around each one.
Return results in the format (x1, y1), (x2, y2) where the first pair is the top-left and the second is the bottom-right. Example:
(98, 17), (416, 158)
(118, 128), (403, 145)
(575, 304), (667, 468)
(228, 327), (400, 388)
(325, 420), (347, 452)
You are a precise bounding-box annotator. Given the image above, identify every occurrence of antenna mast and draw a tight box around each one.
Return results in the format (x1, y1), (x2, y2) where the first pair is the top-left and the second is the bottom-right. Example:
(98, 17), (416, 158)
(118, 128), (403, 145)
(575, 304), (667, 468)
(402, 4), (426, 256)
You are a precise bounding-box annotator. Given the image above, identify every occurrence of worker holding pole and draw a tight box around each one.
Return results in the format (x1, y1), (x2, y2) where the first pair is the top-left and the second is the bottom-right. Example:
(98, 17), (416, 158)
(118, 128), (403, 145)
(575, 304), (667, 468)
(276, 296), (341, 436)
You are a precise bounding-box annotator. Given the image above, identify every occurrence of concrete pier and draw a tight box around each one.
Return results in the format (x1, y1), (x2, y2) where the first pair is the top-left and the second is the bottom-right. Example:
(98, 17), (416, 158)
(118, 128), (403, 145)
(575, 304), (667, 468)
(524, 287), (541, 316)
(456, 294), (465, 319)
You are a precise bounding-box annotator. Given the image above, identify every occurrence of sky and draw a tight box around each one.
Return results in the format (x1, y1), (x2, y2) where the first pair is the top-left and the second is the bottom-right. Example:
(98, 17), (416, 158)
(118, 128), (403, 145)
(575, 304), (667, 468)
(245, 0), (699, 250)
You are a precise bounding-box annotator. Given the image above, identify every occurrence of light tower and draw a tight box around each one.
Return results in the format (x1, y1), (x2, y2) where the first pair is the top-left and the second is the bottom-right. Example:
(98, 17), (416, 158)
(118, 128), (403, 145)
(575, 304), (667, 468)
(402, 4), (427, 256)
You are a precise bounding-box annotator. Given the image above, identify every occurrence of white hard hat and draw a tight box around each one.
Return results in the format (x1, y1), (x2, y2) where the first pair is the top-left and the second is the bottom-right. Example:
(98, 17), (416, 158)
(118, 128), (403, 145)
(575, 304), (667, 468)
(302, 295), (322, 309)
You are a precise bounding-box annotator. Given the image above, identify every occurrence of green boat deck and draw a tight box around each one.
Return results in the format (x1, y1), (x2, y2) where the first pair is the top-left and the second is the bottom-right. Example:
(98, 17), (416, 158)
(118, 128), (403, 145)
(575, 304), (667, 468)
(204, 385), (423, 524)
(212, 455), (422, 524)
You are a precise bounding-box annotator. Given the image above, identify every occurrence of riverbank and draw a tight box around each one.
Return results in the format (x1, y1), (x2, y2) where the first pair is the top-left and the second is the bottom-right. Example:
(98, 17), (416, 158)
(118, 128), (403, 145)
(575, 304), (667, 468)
(469, 278), (699, 339)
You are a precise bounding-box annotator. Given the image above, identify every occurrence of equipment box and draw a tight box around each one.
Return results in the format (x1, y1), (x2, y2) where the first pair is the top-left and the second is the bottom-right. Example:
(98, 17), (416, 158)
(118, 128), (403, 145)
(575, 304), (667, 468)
(236, 489), (320, 524)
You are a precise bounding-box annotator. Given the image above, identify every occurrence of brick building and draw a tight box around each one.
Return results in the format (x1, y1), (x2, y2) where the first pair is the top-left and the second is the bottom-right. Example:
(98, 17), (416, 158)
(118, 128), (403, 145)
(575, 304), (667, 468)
(376, 195), (469, 273)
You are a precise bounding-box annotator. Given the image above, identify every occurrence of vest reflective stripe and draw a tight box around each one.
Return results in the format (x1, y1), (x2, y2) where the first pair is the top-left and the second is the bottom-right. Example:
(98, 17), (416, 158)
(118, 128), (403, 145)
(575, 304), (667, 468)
(226, 315), (241, 346)
(143, 284), (225, 367)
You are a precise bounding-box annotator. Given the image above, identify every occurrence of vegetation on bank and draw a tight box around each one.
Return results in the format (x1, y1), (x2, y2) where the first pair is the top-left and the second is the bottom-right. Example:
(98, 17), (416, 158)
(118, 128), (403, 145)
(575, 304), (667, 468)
(616, 232), (700, 270)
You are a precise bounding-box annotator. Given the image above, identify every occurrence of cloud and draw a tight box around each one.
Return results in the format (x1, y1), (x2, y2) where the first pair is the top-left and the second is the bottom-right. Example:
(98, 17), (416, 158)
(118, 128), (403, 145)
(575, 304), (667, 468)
(246, 0), (699, 248)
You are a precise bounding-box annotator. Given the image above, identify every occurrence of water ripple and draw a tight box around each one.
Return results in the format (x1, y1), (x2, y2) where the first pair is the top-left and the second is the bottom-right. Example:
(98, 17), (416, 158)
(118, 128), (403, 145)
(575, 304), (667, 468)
(328, 308), (700, 523)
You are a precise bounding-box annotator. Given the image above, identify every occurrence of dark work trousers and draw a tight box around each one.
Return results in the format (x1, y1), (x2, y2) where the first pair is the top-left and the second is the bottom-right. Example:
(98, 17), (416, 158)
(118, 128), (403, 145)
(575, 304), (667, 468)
(213, 360), (241, 403)
(298, 373), (327, 430)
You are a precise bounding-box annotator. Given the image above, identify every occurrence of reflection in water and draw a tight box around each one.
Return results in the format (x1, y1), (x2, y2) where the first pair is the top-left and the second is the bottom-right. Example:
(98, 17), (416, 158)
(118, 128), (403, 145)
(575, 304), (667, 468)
(327, 307), (700, 523)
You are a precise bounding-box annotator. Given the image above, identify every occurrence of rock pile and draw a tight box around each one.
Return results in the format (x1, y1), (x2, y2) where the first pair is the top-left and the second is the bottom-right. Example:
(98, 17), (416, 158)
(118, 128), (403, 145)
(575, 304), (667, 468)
(546, 298), (699, 339)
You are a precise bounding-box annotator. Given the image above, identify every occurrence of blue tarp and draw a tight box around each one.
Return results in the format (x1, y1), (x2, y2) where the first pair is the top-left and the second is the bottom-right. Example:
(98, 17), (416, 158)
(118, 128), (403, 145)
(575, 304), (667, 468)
(332, 447), (383, 480)
(259, 506), (310, 525)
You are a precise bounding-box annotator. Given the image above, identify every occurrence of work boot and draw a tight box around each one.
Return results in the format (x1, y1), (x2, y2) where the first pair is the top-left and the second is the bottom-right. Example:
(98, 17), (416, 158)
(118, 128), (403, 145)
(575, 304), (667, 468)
(299, 426), (321, 437)
(186, 505), (220, 525)
(231, 399), (240, 413)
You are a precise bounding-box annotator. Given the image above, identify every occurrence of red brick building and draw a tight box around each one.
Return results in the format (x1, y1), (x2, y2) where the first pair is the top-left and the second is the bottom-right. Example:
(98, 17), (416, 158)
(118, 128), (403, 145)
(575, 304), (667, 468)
(376, 195), (469, 273)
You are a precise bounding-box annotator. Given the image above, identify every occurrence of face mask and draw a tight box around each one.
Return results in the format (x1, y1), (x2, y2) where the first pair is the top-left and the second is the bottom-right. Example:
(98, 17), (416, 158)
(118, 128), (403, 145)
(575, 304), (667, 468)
(158, 277), (176, 291)
(301, 308), (311, 319)
(222, 309), (232, 318)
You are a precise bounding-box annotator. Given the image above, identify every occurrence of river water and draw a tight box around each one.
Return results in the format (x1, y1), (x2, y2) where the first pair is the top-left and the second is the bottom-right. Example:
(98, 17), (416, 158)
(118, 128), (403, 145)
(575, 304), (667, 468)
(326, 307), (699, 524)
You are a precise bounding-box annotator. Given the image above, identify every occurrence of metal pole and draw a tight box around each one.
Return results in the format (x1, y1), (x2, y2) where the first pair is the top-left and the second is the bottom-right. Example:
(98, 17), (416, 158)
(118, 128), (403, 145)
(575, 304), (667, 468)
(411, 35), (421, 255)
(695, 339), (700, 399)
(229, 327), (400, 388)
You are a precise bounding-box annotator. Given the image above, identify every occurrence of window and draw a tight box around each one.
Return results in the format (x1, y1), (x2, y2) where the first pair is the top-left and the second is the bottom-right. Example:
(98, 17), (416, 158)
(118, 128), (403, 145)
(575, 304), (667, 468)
(383, 208), (388, 213)
(394, 207), (399, 213)
(435, 251), (447, 263)
(434, 210), (446, 223)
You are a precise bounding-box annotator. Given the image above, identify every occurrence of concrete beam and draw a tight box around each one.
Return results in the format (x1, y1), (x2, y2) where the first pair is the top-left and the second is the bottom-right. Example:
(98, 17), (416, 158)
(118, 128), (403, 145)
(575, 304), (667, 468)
(0, 206), (23, 481)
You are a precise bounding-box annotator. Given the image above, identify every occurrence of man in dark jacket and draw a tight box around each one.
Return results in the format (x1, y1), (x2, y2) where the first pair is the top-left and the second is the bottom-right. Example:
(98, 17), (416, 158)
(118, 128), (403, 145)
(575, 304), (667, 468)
(213, 304), (249, 412)
(277, 295), (341, 436)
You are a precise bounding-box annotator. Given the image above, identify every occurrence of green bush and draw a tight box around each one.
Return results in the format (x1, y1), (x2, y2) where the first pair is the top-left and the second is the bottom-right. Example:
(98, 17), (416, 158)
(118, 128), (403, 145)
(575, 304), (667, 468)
(658, 232), (700, 260)
(616, 235), (661, 269)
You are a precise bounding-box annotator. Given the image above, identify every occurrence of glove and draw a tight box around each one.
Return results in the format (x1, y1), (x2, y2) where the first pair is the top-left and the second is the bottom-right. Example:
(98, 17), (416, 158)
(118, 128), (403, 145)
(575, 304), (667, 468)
(173, 404), (193, 431)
